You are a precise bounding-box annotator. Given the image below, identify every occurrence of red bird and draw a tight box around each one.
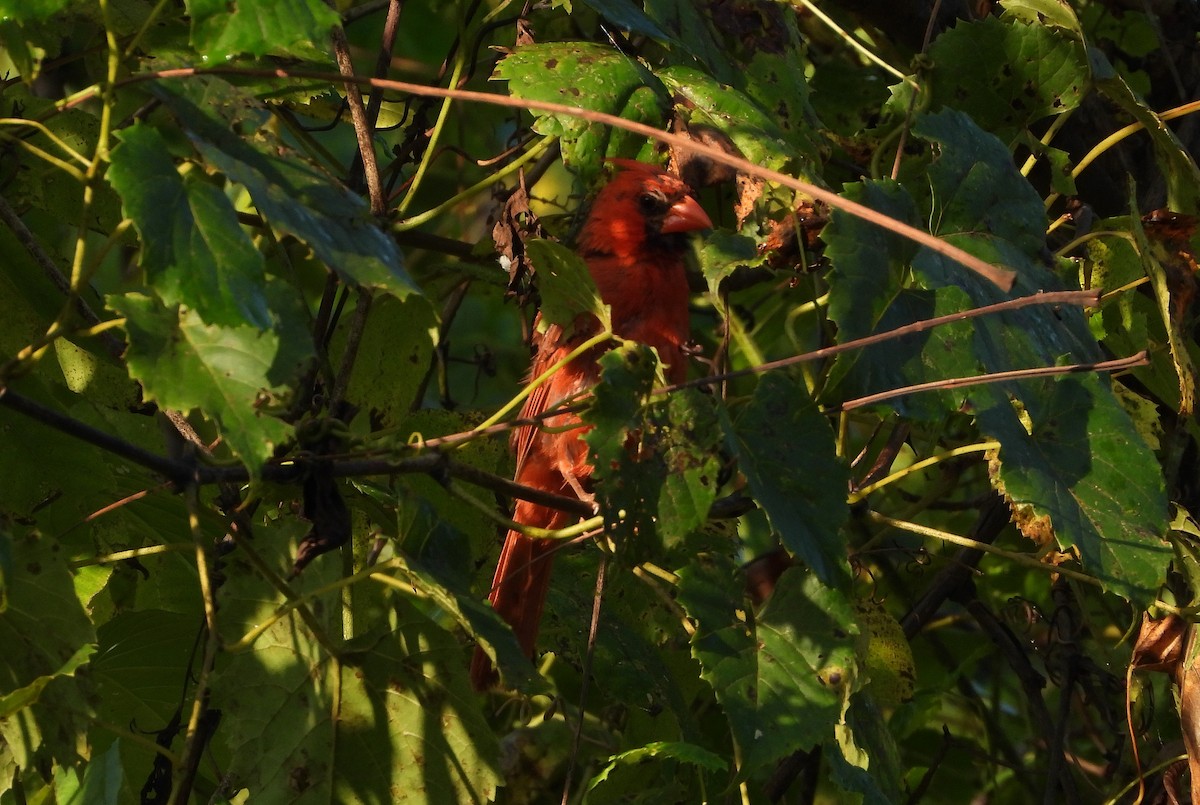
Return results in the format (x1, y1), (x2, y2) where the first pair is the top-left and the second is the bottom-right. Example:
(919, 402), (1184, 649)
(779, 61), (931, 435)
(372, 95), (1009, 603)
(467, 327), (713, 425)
(471, 160), (712, 689)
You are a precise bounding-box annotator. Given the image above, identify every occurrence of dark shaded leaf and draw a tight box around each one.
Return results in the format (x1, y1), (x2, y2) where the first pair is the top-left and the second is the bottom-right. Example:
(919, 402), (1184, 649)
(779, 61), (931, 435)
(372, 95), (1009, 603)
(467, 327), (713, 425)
(583, 342), (660, 549)
(656, 389), (722, 542)
(914, 15), (1088, 142)
(677, 559), (858, 770)
(722, 373), (851, 588)
(0, 530), (96, 768)
(976, 372), (1170, 607)
(588, 740), (727, 792)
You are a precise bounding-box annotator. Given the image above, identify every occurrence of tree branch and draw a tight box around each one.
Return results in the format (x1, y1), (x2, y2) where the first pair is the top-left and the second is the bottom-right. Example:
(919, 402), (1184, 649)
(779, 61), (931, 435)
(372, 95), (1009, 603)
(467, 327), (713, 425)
(839, 351), (1148, 411)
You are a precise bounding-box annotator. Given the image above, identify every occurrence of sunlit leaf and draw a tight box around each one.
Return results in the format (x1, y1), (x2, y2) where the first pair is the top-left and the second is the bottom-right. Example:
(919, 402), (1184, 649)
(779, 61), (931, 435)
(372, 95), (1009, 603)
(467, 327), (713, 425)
(186, 0), (339, 60)
(107, 289), (311, 474)
(109, 123), (270, 329)
(525, 238), (611, 333)
(494, 42), (667, 177)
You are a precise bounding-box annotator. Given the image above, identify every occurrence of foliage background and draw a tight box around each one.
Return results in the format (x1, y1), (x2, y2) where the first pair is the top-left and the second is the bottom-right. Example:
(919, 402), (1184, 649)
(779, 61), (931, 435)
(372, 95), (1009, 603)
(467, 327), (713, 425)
(0, 0), (1197, 802)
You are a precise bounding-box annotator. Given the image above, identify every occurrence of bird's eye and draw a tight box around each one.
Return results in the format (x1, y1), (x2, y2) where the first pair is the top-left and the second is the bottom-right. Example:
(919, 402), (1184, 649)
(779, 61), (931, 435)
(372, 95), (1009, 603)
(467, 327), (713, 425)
(637, 191), (665, 214)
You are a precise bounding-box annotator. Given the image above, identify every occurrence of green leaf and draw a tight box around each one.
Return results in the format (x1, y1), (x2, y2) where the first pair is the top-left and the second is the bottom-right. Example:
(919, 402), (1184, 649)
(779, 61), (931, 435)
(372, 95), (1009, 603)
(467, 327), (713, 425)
(575, 0), (675, 45)
(826, 694), (906, 804)
(0, 530), (96, 768)
(656, 390), (722, 542)
(1128, 193), (1198, 415)
(151, 81), (417, 298)
(588, 740), (727, 791)
(740, 50), (825, 168)
(914, 109), (1047, 254)
(216, 600), (500, 802)
(1086, 234), (1181, 410)
(107, 289), (312, 474)
(541, 550), (699, 732)
(0, 643), (94, 719)
(52, 739), (123, 805)
(185, 0), (339, 60)
(334, 611), (501, 803)
(659, 66), (797, 173)
(525, 239), (611, 333)
(645, 0), (735, 81)
(494, 42), (667, 176)
(977, 372), (1170, 606)
(109, 123), (270, 329)
(677, 559), (859, 770)
(91, 610), (199, 733)
(698, 231), (763, 296)
(916, 15), (1088, 141)
(391, 554), (543, 694)
(1000, 0), (1084, 32)
(213, 519), (500, 803)
(823, 180), (919, 395)
(722, 373), (851, 588)
(0, 0), (70, 22)
(337, 295), (437, 428)
(583, 343), (661, 548)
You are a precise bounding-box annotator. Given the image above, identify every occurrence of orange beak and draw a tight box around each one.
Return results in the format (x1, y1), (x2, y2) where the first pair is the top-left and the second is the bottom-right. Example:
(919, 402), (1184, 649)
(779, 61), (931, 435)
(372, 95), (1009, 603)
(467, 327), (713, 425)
(661, 194), (713, 234)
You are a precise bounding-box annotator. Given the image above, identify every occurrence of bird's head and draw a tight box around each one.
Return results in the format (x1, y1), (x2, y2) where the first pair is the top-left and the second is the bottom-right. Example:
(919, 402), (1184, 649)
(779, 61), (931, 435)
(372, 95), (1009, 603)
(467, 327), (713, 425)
(578, 160), (712, 259)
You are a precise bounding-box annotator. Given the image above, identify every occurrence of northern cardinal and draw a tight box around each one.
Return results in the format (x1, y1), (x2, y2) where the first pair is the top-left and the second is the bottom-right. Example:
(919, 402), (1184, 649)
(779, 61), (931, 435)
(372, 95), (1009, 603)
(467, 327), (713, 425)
(471, 160), (712, 689)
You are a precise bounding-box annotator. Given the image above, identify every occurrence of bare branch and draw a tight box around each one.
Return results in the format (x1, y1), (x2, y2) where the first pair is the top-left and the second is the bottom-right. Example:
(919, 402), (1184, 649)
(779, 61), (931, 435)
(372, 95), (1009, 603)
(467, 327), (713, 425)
(840, 351), (1148, 412)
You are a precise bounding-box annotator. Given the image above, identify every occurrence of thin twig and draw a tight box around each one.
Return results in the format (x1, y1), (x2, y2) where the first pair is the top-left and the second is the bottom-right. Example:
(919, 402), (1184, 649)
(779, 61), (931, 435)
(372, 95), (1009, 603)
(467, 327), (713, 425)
(890, 0), (942, 180)
(168, 484), (219, 805)
(0, 192), (124, 360)
(0, 384), (194, 484)
(330, 25), (385, 213)
(667, 289), (1101, 395)
(839, 351), (1148, 412)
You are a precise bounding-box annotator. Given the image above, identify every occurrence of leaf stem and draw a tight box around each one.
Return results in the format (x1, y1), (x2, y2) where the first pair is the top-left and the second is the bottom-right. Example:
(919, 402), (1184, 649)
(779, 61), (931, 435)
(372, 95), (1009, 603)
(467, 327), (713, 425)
(1072, 99), (1200, 181)
(70, 542), (194, 568)
(448, 478), (603, 539)
(866, 510), (1102, 587)
(0, 134), (88, 180)
(468, 329), (613, 437)
(0, 118), (93, 166)
(395, 53), (466, 215)
(394, 133), (557, 230)
(848, 441), (999, 503)
(1019, 111), (1073, 178)
(1045, 98), (1200, 211)
(792, 0), (913, 86)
